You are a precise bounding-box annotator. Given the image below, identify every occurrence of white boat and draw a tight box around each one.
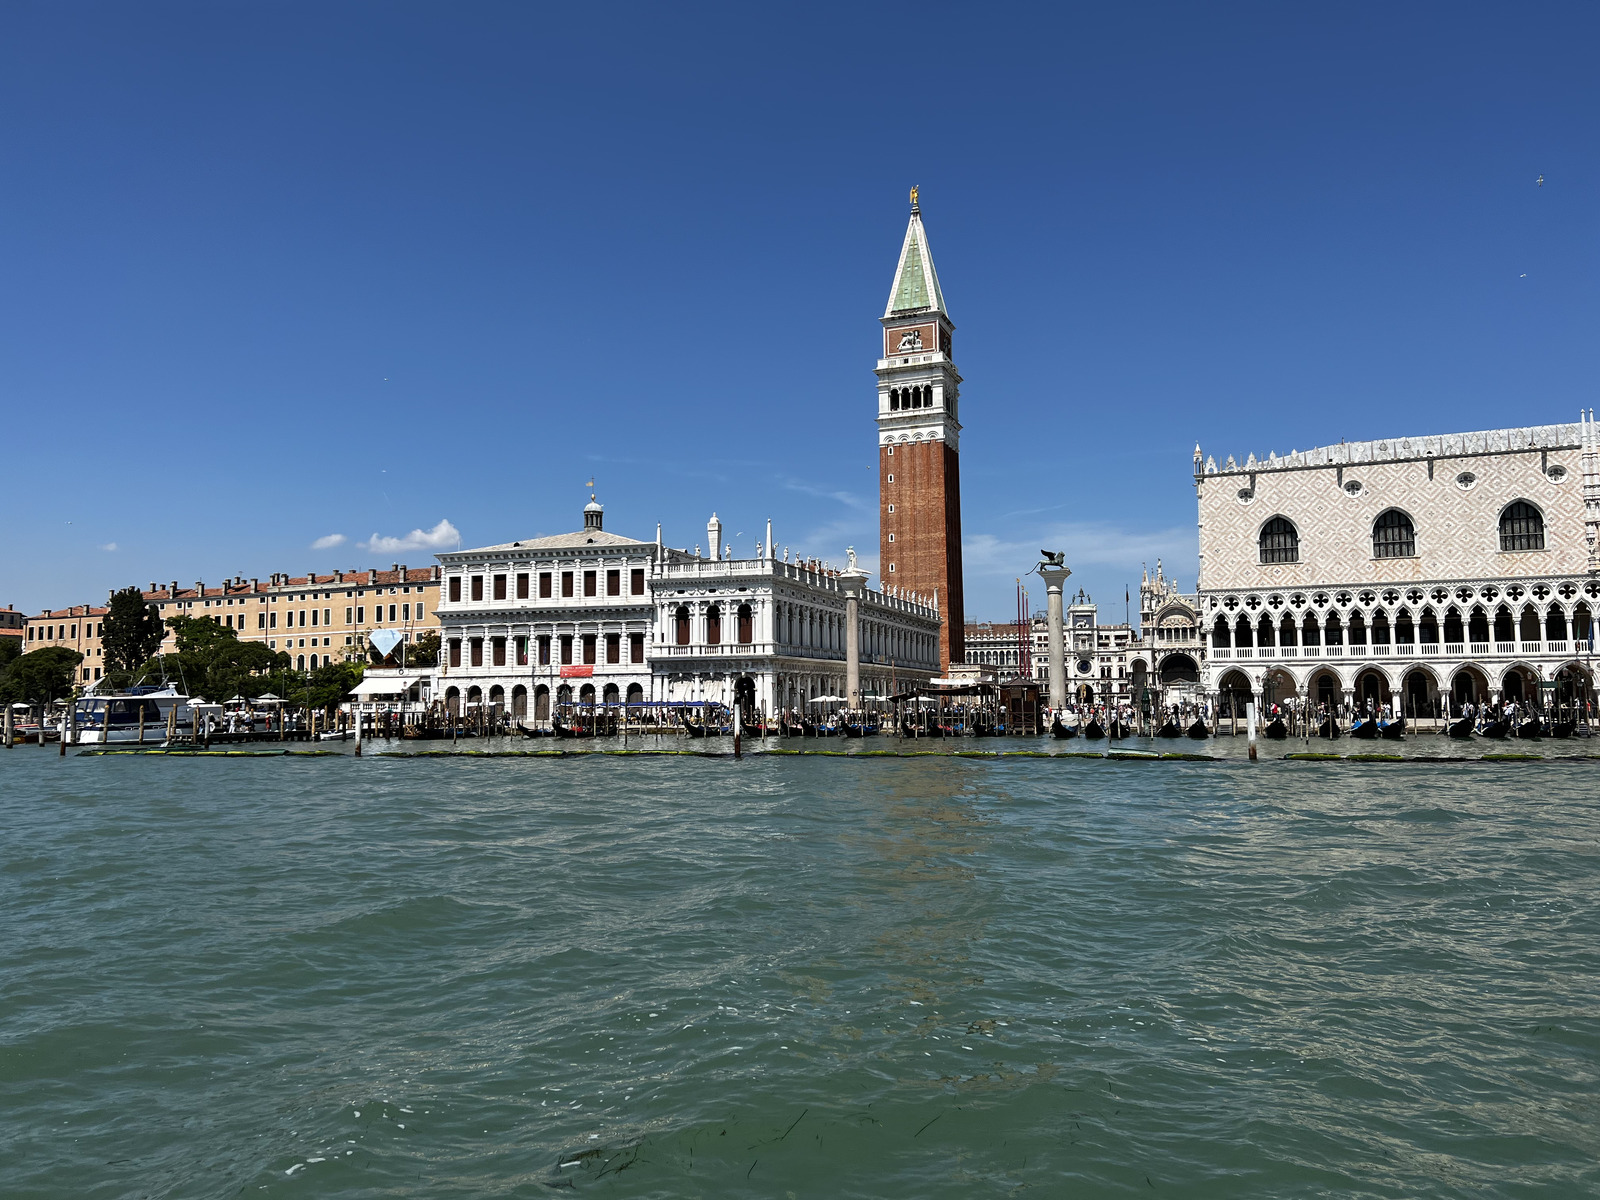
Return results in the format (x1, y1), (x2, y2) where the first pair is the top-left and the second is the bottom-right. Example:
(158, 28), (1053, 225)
(73, 686), (196, 745)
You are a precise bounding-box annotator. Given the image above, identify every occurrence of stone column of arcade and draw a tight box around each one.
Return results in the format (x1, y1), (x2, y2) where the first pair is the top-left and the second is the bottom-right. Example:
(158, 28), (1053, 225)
(840, 555), (869, 710)
(1038, 558), (1072, 717)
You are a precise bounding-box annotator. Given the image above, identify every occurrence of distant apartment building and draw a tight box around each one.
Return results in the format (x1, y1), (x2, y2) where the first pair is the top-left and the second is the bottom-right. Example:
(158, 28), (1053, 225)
(0, 604), (24, 650)
(22, 605), (110, 681)
(140, 565), (441, 670)
(20, 564), (442, 686)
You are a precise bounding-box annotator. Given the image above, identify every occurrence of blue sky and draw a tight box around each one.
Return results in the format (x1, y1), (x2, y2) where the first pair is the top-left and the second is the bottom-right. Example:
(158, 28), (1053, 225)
(2, 3), (1595, 623)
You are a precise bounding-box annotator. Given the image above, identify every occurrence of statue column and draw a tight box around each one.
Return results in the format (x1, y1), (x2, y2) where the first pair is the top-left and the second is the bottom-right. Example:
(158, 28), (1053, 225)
(1038, 560), (1072, 712)
(840, 553), (869, 709)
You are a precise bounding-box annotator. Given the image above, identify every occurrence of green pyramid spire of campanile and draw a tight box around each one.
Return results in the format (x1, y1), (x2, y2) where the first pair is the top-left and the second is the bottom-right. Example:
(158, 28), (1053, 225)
(884, 187), (947, 317)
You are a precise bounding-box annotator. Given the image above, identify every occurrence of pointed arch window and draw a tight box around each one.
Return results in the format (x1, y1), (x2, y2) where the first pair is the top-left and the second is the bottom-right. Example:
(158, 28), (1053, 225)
(1499, 501), (1545, 552)
(1258, 516), (1299, 564)
(1372, 509), (1416, 559)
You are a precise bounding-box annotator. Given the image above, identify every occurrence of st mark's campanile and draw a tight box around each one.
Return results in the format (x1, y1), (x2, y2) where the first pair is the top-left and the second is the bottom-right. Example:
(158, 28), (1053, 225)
(877, 188), (965, 671)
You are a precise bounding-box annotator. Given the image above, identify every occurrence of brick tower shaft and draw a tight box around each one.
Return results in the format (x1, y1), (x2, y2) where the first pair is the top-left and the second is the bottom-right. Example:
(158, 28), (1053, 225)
(875, 190), (965, 670)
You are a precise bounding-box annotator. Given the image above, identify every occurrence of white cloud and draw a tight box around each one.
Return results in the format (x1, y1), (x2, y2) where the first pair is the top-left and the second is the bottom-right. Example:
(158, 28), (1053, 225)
(99, 542), (118, 552)
(310, 533), (347, 550)
(361, 519), (461, 555)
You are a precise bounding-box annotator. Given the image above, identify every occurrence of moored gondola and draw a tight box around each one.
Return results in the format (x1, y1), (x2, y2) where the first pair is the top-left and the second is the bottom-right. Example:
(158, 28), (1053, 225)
(1264, 717), (1288, 740)
(1154, 720), (1182, 738)
(1549, 719), (1576, 739)
(1350, 718), (1380, 740)
(1051, 716), (1078, 739)
(1108, 720), (1132, 739)
(515, 721), (555, 739)
(1185, 718), (1209, 739)
(1515, 718), (1543, 740)
(1316, 717), (1340, 739)
(1447, 715), (1475, 739)
(1379, 716), (1405, 741)
(1082, 719), (1106, 740)
(552, 717), (590, 739)
(1479, 718), (1511, 740)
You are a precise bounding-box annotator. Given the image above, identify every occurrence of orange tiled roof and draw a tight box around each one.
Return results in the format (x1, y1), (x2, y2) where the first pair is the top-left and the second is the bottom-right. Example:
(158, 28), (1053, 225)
(29, 605), (109, 620)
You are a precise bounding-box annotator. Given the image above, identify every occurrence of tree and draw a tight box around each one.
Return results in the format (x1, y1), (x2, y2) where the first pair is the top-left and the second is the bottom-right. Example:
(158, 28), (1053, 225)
(0, 636), (20, 673)
(406, 630), (440, 666)
(149, 616), (288, 701)
(0, 647), (84, 706)
(102, 586), (166, 673)
(298, 659), (364, 712)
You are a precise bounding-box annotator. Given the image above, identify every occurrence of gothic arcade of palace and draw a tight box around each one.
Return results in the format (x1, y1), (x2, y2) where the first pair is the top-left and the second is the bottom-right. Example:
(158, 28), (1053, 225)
(1192, 416), (1600, 716)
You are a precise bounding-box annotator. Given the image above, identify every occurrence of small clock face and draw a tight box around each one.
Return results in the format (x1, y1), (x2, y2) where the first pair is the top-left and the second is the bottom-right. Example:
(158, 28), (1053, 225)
(1077, 659), (1093, 674)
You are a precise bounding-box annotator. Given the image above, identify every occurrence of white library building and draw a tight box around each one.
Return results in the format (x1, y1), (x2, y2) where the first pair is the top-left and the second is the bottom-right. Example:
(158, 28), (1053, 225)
(431, 502), (940, 723)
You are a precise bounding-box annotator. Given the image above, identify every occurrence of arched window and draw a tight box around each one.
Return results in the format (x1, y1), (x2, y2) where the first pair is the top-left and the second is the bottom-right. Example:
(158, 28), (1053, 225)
(1258, 516), (1299, 564)
(737, 603), (753, 644)
(706, 605), (721, 645)
(1499, 501), (1545, 551)
(675, 605), (691, 645)
(1372, 510), (1416, 558)
(889, 389), (900, 411)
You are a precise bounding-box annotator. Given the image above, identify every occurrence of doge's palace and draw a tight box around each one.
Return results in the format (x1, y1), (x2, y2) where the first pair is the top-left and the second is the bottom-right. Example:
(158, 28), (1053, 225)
(1193, 413), (1600, 720)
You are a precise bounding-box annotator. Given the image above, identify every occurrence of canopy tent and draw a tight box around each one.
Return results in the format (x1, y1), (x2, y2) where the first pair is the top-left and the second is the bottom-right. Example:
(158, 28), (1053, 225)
(350, 674), (423, 697)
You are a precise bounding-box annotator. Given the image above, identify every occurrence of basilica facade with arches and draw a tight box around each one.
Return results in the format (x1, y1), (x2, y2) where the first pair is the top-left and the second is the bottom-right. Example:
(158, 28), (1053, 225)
(1193, 414), (1600, 720)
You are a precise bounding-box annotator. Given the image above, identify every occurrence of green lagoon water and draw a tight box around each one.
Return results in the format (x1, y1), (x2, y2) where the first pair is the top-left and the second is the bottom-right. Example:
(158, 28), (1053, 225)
(2, 742), (1598, 1197)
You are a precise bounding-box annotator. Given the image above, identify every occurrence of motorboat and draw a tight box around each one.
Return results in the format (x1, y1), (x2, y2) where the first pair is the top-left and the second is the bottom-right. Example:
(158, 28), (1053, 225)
(72, 686), (195, 745)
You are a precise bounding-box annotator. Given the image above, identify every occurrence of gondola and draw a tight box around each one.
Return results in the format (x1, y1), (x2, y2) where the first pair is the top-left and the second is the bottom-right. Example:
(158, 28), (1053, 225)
(1514, 718), (1544, 741)
(1264, 717), (1288, 740)
(1548, 719), (1576, 739)
(1479, 718), (1511, 740)
(1185, 718), (1209, 739)
(781, 715), (805, 737)
(1051, 716), (1078, 739)
(1154, 720), (1182, 738)
(1350, 718), (1380, 740)
(515, 721), (555, 739)
(1082, 719), (1106, 740)
(1379, 716), (1406, 741)
(1316, 717), (1340, 739)
(1447, 715), (1475, 739)
(552, 717), (591, 739)
(1108, 720), (1132, 739)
